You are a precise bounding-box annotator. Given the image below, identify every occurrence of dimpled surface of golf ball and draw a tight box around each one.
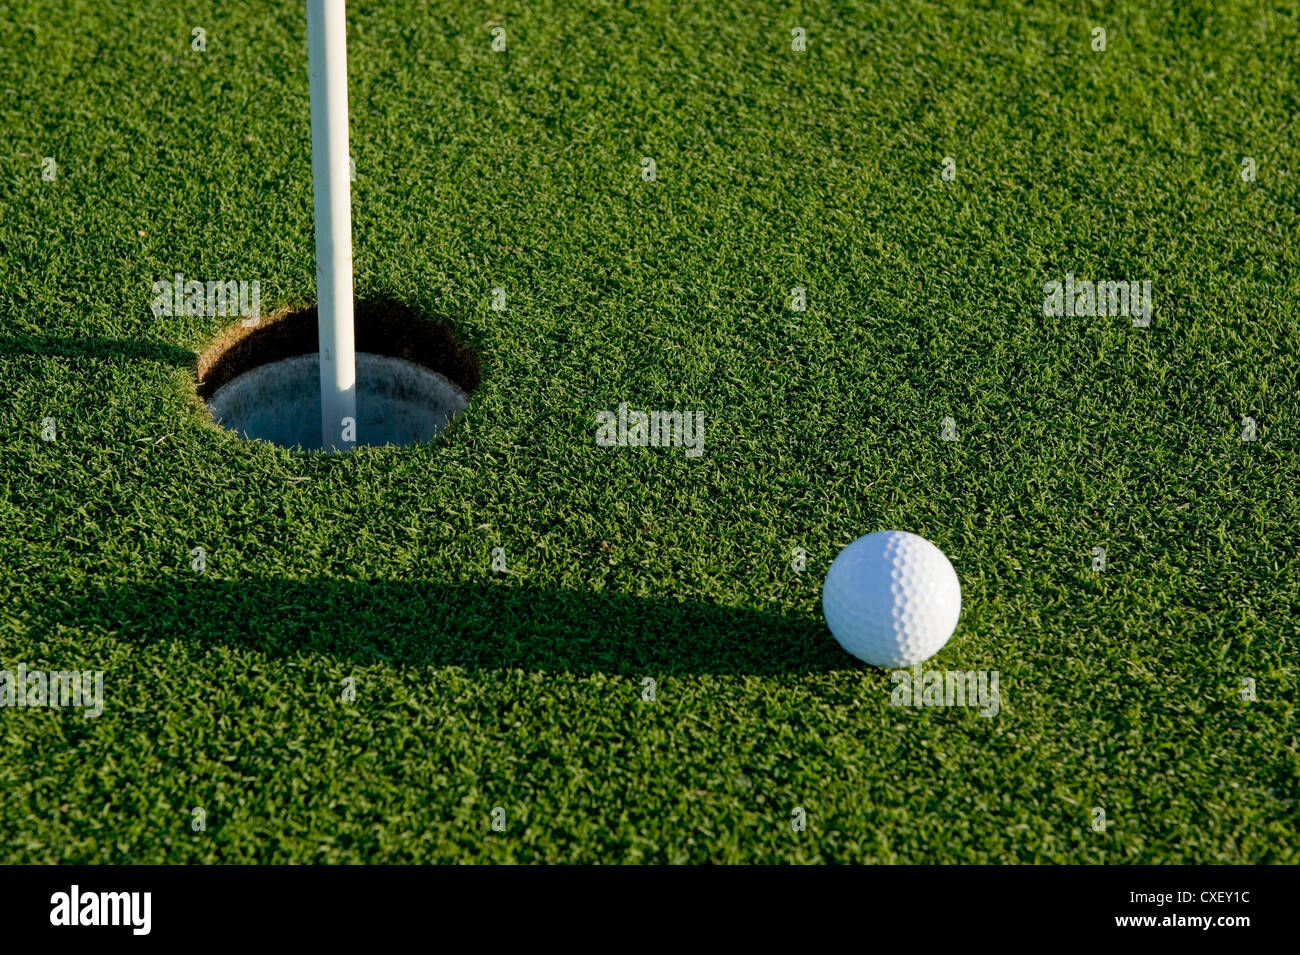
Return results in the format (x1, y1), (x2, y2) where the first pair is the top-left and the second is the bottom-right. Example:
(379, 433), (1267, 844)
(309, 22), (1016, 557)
(822, 530), (961, 667)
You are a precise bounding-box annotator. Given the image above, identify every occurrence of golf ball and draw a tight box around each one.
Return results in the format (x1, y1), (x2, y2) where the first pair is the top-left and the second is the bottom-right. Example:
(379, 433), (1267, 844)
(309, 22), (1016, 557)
(822, 530), (962, 667)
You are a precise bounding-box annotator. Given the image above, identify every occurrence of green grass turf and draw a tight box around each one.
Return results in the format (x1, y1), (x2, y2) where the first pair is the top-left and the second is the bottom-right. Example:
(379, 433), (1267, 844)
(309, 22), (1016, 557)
(1, 0), (1298, 863)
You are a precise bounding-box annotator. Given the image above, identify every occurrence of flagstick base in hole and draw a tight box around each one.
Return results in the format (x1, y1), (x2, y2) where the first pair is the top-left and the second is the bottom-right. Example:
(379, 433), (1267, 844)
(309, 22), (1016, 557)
(196, 302), (481, 452)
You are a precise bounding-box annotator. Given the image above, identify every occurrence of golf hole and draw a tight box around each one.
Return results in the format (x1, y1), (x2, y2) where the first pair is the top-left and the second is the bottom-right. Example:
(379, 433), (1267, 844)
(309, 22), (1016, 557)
(196, 300), (480, 451)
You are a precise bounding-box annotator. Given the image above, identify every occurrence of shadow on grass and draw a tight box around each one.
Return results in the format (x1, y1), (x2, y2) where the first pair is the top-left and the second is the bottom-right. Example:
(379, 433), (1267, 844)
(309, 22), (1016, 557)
(0, 335), (195, 365)
(51, 578), (844, 675)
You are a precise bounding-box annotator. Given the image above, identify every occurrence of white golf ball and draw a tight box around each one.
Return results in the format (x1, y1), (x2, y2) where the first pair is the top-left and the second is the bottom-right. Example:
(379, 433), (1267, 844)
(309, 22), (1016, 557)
(822, 530), (962, 667)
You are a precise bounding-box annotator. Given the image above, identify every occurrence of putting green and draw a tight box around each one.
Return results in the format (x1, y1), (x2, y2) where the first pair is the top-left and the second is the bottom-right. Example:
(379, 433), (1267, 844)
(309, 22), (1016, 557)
(0, 0), (1296, 863)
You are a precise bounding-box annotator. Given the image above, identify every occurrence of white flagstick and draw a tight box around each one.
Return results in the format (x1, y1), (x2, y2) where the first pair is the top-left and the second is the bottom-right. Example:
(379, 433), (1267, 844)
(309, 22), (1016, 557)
(306, 0), (356, 451)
